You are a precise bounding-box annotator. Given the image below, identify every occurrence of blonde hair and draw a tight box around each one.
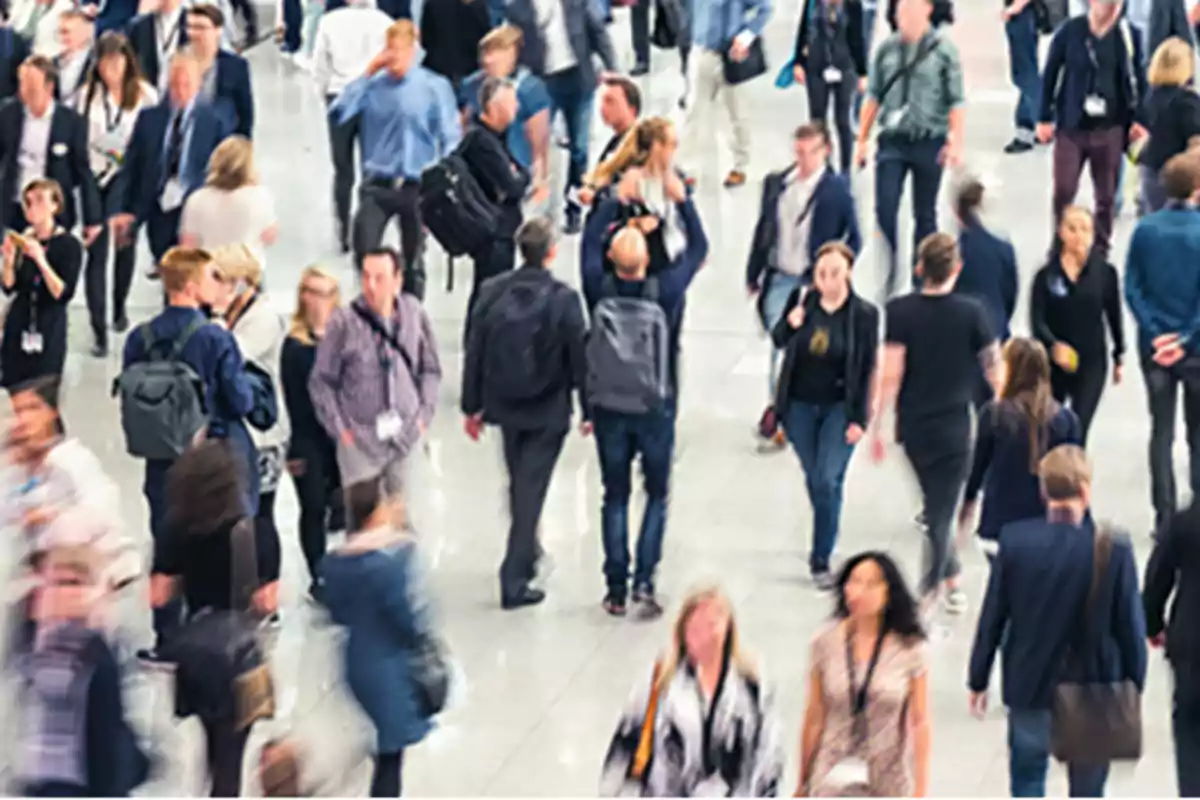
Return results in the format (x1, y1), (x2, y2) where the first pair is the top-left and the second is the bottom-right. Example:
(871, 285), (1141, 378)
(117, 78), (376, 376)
(657, 585), (757, 692)
(386, 19), (417, 44)
(479, 24), (522, 53)
(586, 116), (674, 189)
(1149, 36), (1194, 87)
(212, 243), (262, 288)
(159, 246), (214, 294)
(1039, 444), (1092, 501)
(288, 265), (342, 345)
(205, 135), (257, 191)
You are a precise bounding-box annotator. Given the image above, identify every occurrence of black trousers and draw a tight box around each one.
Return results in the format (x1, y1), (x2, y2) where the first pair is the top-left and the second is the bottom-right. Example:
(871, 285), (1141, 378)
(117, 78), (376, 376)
(201, 719), (250, 798)
(499, 426), (566, 598)
(85, 181), (136, 346)
(290, 436), (343, 586)
(370, 750), (404, 797)
(255, 489), (282, 583)
(1051, 359), (1107, 445)
(467, 237), (516, 321)
(1175, 669), (1200, 797)
(903, 442), (967, 596)
(325, 94), (359, 244)
(630, 0), (691, 70)
(805, 63), (856, 173)
(353, 181), (426, 300)
(1142, 354), (1200, 529)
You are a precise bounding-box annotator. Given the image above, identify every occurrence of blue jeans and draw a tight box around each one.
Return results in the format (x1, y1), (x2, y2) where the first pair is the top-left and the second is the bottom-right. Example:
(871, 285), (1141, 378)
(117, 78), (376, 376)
(594, 403), (677, 597)
(1008, 709), (1110, 797)
(543, 67), (594, 205)
(763, 272), (803, 395)
(281, 0), (302, 51)
(783, 401), (855, 572)
(1005, 6), (1040, 134)
(854, 3), (877, 124)
(875, 135), (945, 294)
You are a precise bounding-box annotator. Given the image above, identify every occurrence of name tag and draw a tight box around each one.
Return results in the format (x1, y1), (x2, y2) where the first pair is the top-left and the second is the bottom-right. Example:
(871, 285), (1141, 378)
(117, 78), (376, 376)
(375, 410), (403, 442)
(1084, 94), (1107, 118)
(825, 757), (869, 789)
(823, 67), (843, 83)
(160, 178), (185, 211)
(20, 331), (43, 354)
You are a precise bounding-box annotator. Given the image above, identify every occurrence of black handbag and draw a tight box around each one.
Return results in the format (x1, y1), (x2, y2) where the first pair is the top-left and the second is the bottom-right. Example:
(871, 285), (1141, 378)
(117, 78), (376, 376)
(1050, 528), (1142, 763)
(410, 630), (451, 718)
(721, 37), (767, 85)
(651, 0), (686, 49)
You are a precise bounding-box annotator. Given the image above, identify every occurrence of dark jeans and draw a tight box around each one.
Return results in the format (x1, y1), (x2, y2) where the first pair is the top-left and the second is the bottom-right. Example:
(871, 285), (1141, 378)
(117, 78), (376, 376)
(281, 0), (302, 51)
(875, 134), (945, 295)
(468, 237), (515, 320)
(145, 466), (182, 644)
(146, 206), (182, 266)
(370, 750), (404, 797)
(325, 94), (359, 243)
(1174, 671), (1200, 796)
(783, 400), (855, 573)
(201, 719), (251, 798)
(1139, 163), (1168, 215)
(1006, 5), (1041, 134)
(903, 442), (967, 595)
(1141, 353), (1200, 529)
(85, 181), (136, 346)
(1008, 708), (1109, 797)
(543, 66), (593, 203)
(631, 0), (690, 69)
(499, 426), (566, 597)
(354, 181), (426, 299)
(1051, 359), (1107, 445)
(594, 402), (677, 599)
(1053, 126), (1125, 257)
(806, 63), (855, 173)
(290, 435), (342, 588)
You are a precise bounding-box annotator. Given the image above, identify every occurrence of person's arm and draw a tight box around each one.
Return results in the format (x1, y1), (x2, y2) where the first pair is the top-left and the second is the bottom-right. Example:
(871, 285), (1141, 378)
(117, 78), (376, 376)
(745, 177), (774, 290)
(233, 58), (254, 137)
(583, 0), (618, 71)
(525, 107), (551, 190)
(736, 0), (773, 42)
(278, 338), (310, 435)
(1104, 263), (1126, 368)
(793, 0), (809, 66)
(943, 43), (966, 160)
(848, 1), (867, 77)
(975, 311), (1002, 396)
(382, 550), (420, 640)
(1001, 243), (1018, 330)
(473, 133), (530, 201)
(963, 402), (996, 505)
(1133, 30), (1149, 127)
(1039, 26), (1067, 124)
(1112, 540), (1150, 690)
(71, 114), (102, 227)
(23, 240), (67, 300)
(967, 547), (1009, 692)
(1, 237), (17, 292)
(415, 306), (442, 431)
(1029, 268), (1059, 351)
(215, 331), (255, 418)
(852, 304), (880, 430)
(581, 199), (619, 302)
(307, 310), (351, 441)
(769, 286), (804, 349)
(460, 286), (488, 417)
(909, 656), (930, 798)
(1123, 226), (1168, 339)
(796, 660), (826, 794)
(562, 291), (590, 422)
(311, 19), (332, 96)
(1142, 514), (1179, 641)
(330, 74), (370, 125)
(433, 76), (463, 155)
(842, 181), (862, 254)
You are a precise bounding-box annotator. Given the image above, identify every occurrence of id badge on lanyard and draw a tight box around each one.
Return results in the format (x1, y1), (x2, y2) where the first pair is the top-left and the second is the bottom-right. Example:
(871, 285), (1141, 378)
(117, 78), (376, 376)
(1084, 39), (1108, 117)
(374, 322), (403, 442)
(826, 628), (886, 790)
(22, 270), (42, 354)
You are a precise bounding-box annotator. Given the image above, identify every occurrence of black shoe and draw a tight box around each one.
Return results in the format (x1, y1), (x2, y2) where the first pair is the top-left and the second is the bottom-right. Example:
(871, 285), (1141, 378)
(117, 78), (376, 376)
(632, 585), (664, 618)
(90, 342), (108, 358)
(1003, 138), (1034, 154)
(501, 586), (546, 610)
(603, 592), (627, 616)
(630, 62), (649, 76)
(563, 205), (582, 235)
(113, 315), (130, 333)
(136, 648), (170, 664)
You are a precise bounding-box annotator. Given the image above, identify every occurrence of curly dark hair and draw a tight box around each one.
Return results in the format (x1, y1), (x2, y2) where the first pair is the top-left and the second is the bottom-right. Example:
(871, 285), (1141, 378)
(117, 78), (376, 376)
(165, 440), (246, 539)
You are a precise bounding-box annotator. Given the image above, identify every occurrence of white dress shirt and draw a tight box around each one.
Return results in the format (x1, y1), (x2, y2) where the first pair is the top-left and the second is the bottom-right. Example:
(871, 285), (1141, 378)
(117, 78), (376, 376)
(17, 103), (54, 202)
(312, 5), (393, 97)
(56, 49), (89, 108)
(154, 6), (186, 91)
(10, 0), (74, 56)
(77, 82), (157, 186)
(775, 165), (825, 277)
(532, 0), (576, 75)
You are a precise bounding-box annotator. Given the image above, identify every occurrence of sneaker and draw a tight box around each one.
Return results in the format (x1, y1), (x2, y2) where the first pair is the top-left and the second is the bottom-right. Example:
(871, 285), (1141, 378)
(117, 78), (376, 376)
(603, 593), (627, 617)
(630, 62), (649, 76)
(812, 569), (837, 591)
(563, 204), (583, 235)
(112, 315), (129, 333)
(1003, 138), (1034, 154)
(90, 342), (108, 358)
(723, 170), (747, 188)
(632, 585), (664, 618)
(942, 587), (968, 616)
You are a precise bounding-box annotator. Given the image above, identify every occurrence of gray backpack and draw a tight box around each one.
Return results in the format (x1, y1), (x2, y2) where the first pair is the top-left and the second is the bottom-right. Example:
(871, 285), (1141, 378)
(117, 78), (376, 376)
(113, 318), (208, 460)
(586, 276), (671, 414)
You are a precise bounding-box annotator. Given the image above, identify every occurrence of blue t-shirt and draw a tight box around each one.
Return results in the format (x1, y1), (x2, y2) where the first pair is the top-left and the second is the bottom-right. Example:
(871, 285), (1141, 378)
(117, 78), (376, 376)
(458, 67), (551, 169)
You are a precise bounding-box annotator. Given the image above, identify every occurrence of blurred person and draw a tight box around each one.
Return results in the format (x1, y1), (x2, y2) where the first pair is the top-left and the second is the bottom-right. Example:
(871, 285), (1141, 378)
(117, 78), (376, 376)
(124, 0), (188, 91)
(282, 266), (344, 602)
(968, 444), (1148, 797)
(309, 246), (442, 498)
(179, 135), (278, 269)
(959, 338), (1082, 558)
(771, 243), (877, 588)
(77, 31), (157, 357)
(0, 179), (83, 389)
(184, 3), (254, 137)
(1030, 205), (1125, 444)
(629, 0), (691, 78)
(600, 586), (783, 796)
(952, 178), (1017, 350)
(746, 122), (860, 449)
(10, 0), (74, 56)
(1136, 37), (1200, 212)
(461, 218), (588, 609)
(792, 0), (868, 173)
(153, 440), (279, 797)
(1125, 152), (1200, 532)
(52, 10), (92, 107)
(0, 19), (31, 101)
(419, 0), (491, 89)
(581, 74), (640, 204)
(796, 551), (929, 796)
(321, 481), (437, 797)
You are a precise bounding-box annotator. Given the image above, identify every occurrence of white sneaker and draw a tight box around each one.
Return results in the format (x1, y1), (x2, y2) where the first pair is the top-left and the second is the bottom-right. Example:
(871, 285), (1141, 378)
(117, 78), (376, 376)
(942, 588), (968, 616)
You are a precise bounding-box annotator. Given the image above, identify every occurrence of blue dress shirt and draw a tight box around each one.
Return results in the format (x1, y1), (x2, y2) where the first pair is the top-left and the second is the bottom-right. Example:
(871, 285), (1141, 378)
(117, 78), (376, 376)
(334, 66), (462, 181)
(458, 67), (551, 169)
(691, 0), (773, 51)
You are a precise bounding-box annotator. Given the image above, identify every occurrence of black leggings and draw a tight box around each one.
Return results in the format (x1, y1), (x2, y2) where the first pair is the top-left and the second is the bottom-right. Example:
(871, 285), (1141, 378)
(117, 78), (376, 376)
(805, 62), (856, 173)
(255, 490), (283, 583)
(202, 720), (250, 797)
(290, 437), (343, 586)
(370, 751), (404, 797)
(1051, 359), (1107, 444)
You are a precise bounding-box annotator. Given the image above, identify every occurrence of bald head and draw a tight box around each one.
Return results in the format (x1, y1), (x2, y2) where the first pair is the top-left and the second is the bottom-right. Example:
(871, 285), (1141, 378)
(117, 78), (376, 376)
(609, 226), (650, 276)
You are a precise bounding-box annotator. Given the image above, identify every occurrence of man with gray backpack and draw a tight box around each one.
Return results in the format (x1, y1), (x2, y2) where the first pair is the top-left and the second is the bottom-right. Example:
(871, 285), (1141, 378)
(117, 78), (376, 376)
(580, 186), (708, 618)
(115, 246), (256, 655)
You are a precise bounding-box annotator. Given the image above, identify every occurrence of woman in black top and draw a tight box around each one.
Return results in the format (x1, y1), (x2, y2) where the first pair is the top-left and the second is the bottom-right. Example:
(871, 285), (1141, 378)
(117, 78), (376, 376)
(0, 180), (82, 389)
(772, 242), (878, 587)
(793, 0), (866, 173)
(1137, 36), (1200, 213)
(1030, 205), (1124, 444)
(281, 266), (343, 601)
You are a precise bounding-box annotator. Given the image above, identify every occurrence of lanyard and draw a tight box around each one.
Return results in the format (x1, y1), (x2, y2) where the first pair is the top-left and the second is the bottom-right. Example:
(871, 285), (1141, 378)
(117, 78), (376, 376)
(156, 13), (181, 58)
(101, 92), (124, 132)
(844, 625), (886, 743)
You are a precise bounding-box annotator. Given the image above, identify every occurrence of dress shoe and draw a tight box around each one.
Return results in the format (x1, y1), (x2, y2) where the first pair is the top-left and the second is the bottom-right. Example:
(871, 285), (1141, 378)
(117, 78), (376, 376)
(501, 586), (546, 610)
(723, 170), (747, 188)
(90, 342), (108, 358)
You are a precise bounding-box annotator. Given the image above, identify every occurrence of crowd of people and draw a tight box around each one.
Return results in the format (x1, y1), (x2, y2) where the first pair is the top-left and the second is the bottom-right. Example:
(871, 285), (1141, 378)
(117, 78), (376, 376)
(1, 0), (1200, 794)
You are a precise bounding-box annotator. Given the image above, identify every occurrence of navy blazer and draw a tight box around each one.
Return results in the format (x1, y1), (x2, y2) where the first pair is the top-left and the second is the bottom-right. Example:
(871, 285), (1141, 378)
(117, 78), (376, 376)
(955, 219), (1018, 341)
(0, 28), (28, 102)
(506, 0), (617, 88)
(745, 165), (861, 288)
(212, 50), (254, 139)
(95, 0), (140, 34)
(113, 101), (227, 222)
(1040, 16), (1148, 133)
(0, 99), (101, 231)
(125, 11), (188, 89)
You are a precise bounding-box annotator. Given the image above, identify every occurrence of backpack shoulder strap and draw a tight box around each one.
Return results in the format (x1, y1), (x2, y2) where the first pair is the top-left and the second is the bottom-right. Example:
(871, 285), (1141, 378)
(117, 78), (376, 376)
(168, 316), (208, 362)
(643, 276), (661, 303)
(137, 323), (156, 358)
(229, 517), (259, 612)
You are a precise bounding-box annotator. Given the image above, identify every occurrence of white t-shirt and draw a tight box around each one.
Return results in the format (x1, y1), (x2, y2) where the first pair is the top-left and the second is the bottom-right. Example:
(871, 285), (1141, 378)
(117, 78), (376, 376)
(180, 184), (276, 268)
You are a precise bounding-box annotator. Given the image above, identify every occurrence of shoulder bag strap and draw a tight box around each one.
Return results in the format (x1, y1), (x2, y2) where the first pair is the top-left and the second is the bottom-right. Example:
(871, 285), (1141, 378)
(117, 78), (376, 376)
(644, 276), (661, 302)
(874, 34), (939, 108)
(168, 316), (208, 361)
(352, 302), (417, 379)
(1084, 525), (1114, 633)
(630, 659), (665, 781)
(228, 517), (259, 612)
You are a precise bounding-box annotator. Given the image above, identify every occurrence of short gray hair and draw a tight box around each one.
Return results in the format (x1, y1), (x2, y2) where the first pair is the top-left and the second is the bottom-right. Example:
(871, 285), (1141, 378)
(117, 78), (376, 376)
(478, 75), (513, 111)
(516, 217), (556, 265)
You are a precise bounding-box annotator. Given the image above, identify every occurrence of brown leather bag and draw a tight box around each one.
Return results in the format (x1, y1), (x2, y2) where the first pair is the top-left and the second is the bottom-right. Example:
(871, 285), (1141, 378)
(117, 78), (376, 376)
(1050, 528), (1143, 763)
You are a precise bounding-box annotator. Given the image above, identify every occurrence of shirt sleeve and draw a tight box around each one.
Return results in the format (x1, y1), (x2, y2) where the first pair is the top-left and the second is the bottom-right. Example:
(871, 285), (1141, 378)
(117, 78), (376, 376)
(521, 76), (552, 116)
(883, 298), (907, 344)
(940, 38), (966, 110)
(308, 309), (350, 438)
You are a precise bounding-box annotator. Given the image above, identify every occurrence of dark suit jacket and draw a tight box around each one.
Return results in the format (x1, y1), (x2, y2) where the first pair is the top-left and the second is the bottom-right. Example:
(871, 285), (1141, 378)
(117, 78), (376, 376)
(506, 0), (616, 88)
(212, 50), (254, 138)
(0, 27), (28, 102)
(458, 119), (530, 238)
(0, 100), (101, 231)
(955, 219), (1018, 341)
(125, 11), (188, 89)
(745, 165), (861, 288)
(95, 0), (140, 35)
(794, 0), (867, 77)
(112, 101), (226, 222)
(1145, 502), (1200, 672)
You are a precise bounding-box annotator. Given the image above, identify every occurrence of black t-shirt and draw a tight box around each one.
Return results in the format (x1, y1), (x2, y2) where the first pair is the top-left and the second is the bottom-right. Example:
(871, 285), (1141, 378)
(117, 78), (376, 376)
(157, 517), (279, 612)
(1082, 26), (1122, 129)
(788, 301), (850, 405)
(885, 292), (993, 452)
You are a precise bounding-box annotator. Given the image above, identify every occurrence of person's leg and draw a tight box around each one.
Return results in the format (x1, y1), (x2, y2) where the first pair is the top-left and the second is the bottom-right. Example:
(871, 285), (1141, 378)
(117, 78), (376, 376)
(908, 137), (945, 272)
(1180, 367), (1200, 522)
(396, 183), (426, 300)
(783, 401), (825, 570)
(1005, 6), (1040, 148)
(1052, 130), (1088, 230)
(381, 455), (409, 500)
(594, 410), (634, 603)
(500, 426), (567, 597)
(678, 49), (720, 175)
(1141, 353), (1180, 530)
(813, 404), (856, 572)
(874, 138), (907, 295)
(1071, 359), (1108, 445)
(905, 445), (968, 597)
(805, 63), (831, 128)
(282, 0), (302, 50)
(369, 751), (404, 797)
(832, 75), (855, 173)
(352, 184), (395, 270)
(84, 194), (110, 350)
(633, 402), (677, 595)
(203, 719), (250, 797)
(631, 0), (650, 68)
(763, 273), (801, 398)
(1007, 708), (1052, 797)
(291, 440), (328, 590)
(111, 236), (136, 329)
(145, 471), (182, 647)
(1065, 763), (1110, 797)
(719, 68), (750, 175)
(565, 77), (594, 204)
(1173, 672), (1200, 796)
(1088, 126), (1125, 257)
(147, 208), (182, 267)
(325, 95), (358, 250)
(1139, 163), (1167, 215)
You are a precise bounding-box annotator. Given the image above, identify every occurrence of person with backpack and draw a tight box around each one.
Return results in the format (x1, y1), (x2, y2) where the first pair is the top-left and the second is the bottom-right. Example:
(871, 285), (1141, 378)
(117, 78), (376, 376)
(1037, 0), (1148, 258)
(309, 246), (442, 501)
(461, 217), (588, 610)
(580, 182), (707, 618)
(117, 245), (256, 655)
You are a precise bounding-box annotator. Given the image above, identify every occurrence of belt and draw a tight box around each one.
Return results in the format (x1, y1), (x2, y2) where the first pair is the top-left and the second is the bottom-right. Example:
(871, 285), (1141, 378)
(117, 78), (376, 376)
(365, 175), (412, 190)
(878, 129), (944, 143)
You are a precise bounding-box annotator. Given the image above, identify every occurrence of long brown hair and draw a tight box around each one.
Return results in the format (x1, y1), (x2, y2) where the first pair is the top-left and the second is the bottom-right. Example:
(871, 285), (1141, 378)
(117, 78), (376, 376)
(84, 32), (146, 112)
(998, 338), (1058, 473)
(586, 116), (674, 190)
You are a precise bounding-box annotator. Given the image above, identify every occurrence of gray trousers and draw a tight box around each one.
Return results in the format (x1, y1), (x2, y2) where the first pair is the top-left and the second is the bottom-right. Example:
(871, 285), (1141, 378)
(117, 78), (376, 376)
(336, 438), (409, 498)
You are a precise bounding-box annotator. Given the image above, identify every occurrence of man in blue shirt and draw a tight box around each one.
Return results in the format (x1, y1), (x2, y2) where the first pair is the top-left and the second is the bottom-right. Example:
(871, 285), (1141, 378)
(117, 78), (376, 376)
(333, 19), (461, 300)
(121, 246), (256, 653)
(968, 444), (1148, 798)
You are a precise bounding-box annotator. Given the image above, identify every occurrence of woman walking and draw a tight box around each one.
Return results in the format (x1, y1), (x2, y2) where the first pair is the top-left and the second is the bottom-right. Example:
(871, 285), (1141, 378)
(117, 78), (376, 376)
(793, 0), (866, 172)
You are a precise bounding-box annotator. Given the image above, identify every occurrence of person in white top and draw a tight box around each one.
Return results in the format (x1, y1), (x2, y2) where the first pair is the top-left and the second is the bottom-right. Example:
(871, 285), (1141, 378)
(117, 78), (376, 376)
(179, 135), (278, 268)
(9, 0), (75, 56)
(312, 0), (390, 253)
(77, 32), (157, 357)
(52, 10), (91, 106)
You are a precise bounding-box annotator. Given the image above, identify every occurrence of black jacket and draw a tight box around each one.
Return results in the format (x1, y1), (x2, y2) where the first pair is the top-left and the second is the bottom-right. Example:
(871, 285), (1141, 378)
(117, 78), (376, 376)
(506, 0), (616, 87)
(419, 0), (491, 86)
(1145, 502), (1200, 669)
(793, 0), (866, 77)
(459, 117), (530, 239)
(125, 11), (187, 89)
(461, 264), (589, 430)
(771, 288), (878, 426)
(1138, 84), (1200, 171)
(0, 99), (101, 231)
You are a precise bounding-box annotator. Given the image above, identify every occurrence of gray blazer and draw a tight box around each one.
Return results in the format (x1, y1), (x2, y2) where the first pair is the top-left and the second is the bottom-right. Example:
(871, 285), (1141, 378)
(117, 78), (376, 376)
(506, 0), (617, 88)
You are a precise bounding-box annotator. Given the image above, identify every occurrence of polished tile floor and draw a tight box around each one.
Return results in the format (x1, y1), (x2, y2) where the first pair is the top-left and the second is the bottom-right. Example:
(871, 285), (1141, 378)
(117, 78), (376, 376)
(1, 0), (1187, 795)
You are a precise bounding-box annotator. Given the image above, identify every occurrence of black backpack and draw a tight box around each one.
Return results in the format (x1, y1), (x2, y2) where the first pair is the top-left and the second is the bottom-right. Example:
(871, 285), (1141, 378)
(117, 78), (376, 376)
(479, 274), (561, 404)
(419, 152), (499, 257)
